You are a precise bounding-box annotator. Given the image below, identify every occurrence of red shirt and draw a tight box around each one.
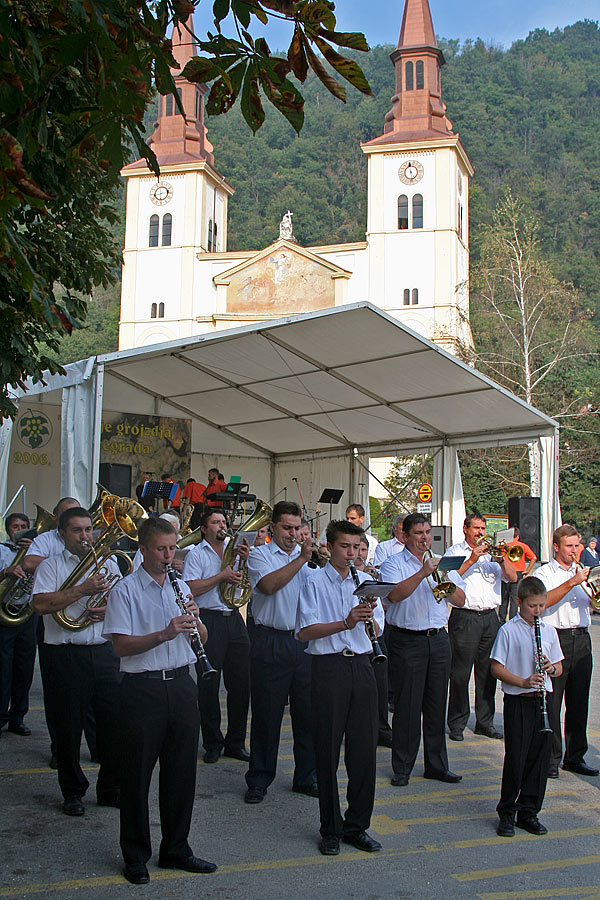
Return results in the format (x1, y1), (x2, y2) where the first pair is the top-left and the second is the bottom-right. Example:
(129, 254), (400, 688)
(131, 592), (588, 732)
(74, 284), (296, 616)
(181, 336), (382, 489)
(205, 479), (228, 507)
(162, 480), (181, 510)
(182, 481), (207, 504)
(508, 539), (536, 573)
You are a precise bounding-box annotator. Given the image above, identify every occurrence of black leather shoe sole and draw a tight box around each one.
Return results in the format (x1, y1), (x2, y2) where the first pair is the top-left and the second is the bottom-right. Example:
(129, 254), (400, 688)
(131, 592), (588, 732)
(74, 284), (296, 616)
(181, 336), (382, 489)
(158, 855), (217, 873)
(123, 864), (149, 885)
(391, 775), (409, 786)
(342, 832), (381, 852)
(474, 726), (503, 739)
(547, 765), (559, 779)
(8, 723), (32, 736)
(562, 762), (599, 776)
(516, 818), (548, 836)
(496, 819), (515, 837)
(203, 749), (221, 764)
(423, 770), (462, 783)
(318, 836), (340, 856)
(448, 730), (464, 741)
(223, 748), (250, 762)
(244, 786), (266, 804)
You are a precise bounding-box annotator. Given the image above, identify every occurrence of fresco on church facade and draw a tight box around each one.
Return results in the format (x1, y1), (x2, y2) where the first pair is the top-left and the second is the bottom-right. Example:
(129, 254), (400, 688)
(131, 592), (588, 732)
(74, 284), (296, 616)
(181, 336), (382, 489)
(225, 246), (335, 314)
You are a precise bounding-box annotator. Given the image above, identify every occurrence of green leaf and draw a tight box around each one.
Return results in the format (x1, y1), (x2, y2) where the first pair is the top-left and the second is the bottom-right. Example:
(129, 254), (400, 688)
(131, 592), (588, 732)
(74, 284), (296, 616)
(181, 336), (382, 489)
(288, 25), (308, 82)
(316, 28), (370, 52)
(231, 0), (252, 29)
(213, 0), (230, 24)
(240, 67), (265, 132)
(182, 56), (224, 83)
(303, 39), (346, 101)
(313, 36), (373, 96)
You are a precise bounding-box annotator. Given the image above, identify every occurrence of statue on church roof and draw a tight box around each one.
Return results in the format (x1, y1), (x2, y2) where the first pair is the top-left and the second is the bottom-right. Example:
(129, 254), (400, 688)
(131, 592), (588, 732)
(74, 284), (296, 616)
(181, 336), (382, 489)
(279, 210), (296, 242)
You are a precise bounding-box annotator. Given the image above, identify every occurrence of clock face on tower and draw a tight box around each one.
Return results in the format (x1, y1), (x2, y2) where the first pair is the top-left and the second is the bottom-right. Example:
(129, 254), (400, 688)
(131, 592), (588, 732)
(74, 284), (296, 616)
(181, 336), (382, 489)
(398, 160), (424, 185)
(150, 182), (173, 206)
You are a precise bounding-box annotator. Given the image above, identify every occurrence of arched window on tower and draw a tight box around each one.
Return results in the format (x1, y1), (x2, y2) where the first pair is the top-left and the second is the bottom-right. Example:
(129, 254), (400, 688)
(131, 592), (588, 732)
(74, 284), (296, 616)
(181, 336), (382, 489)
(416, 60), (424, 90)
(403, 289), (410, 306)
(165, 94), (173, 116)
(195, 89), (201, 120)
(175, 88), (182, 114)
(151, 303), (157, 318)
(207, 219), (213, 252)
(412, 194), (423, 229)
(412, 289), (419, 305)
(405, 61), (414, 91)
(213, 222), (218, 253)
(158, 302), (165, 318)
(162, 214), (172, 246)
(149, 214), (159, 247)
(398, 195), (409, 230)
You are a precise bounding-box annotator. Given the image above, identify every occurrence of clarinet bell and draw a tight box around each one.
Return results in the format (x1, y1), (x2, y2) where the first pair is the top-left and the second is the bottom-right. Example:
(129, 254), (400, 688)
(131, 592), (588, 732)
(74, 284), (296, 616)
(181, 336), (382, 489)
(370, 639), (387, 665)
(197, 653), (217, 679)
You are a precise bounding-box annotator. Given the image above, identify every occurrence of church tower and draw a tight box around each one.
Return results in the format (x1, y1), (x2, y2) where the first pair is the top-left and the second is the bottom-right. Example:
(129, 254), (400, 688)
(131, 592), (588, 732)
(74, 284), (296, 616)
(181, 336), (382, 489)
(362, 0), (473, 354)
(118, 17), (234, 350)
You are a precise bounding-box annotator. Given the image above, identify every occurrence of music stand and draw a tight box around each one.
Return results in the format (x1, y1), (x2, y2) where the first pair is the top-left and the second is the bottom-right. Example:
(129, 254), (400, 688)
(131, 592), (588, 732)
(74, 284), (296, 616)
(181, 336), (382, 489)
(318, 488), (344, 523)
(141, 481), (178, 502)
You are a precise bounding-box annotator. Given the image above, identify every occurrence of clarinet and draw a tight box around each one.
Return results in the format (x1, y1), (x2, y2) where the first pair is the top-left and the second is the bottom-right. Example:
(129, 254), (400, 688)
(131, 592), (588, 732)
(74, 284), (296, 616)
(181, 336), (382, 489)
(348, 563), (387, 664)
(166, 566), (216, 679)
(533, 615), (552, 734)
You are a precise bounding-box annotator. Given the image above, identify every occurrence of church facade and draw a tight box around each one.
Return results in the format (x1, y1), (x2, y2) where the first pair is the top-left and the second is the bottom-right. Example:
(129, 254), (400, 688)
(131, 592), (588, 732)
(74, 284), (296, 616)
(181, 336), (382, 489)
(118, 0), (474, 357)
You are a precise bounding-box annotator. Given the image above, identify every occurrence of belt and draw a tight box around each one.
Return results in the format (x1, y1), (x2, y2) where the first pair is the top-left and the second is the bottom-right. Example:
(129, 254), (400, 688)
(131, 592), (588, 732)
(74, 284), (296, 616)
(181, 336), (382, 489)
(454, 607), (497, 616)
(556, 627), (588, 635)
(125, 665), (189, 681)
(255, 623), (295, 637)
(199, 608), (234, 617)
(391, 625), (444, 636)
(515, 691), (544, 699)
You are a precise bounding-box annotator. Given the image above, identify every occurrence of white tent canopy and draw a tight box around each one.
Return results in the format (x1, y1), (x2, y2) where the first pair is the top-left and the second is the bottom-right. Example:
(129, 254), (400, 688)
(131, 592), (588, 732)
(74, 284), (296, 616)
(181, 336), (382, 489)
(1, 303), (560, 556)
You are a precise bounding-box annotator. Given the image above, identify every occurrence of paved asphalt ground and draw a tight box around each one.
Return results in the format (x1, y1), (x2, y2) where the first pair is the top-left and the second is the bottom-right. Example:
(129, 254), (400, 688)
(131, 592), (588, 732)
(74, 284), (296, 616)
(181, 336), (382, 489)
(2, 618), (600, 900)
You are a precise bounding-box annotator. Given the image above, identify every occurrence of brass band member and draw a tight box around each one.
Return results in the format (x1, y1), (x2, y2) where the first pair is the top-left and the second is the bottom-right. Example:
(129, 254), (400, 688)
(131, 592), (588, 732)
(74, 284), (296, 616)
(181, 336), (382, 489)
(297, 520), (384, 856)
(0, 513), (35, 738)
(381, 514), (466, 787)
(103, 517), (217, 885)
(182, 508), (251, 764)
(32, 507), (121, 816)
(536, 524), (599, 779)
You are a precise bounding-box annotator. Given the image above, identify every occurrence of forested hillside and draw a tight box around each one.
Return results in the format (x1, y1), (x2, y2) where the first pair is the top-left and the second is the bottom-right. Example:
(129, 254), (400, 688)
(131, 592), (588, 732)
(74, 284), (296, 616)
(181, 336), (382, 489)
(52, 19), (600, 528)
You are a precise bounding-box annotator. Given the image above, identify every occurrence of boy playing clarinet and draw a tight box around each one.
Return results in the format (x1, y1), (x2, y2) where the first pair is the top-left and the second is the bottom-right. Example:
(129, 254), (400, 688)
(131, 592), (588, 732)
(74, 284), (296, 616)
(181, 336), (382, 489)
(490, 576), (563, 837)
(296, 520), (384, 856)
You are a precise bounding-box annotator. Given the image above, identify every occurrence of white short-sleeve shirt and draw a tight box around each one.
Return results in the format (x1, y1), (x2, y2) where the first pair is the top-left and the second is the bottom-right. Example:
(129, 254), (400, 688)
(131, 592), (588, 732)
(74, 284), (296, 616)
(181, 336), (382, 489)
(373, 537), (404, 568)
(379, 549), (464, 630)
(182, 540), (231, 612)
(491, 613), (563, 694)
(25, 529), (64, 561)
(247, 540), (313, 631)
(536, 558), (592, 629)
(446, 540), (506, 610)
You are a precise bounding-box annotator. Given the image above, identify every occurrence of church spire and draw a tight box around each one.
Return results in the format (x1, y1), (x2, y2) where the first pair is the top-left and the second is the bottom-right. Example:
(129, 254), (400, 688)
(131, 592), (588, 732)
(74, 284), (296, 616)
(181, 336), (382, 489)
(145, 15), (214, 166)
(367, 0), (454, 145)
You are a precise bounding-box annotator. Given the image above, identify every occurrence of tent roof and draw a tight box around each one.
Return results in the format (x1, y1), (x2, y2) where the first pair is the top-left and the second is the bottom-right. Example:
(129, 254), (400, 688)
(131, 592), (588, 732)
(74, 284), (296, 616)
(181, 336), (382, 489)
(91, 303), (556, 459)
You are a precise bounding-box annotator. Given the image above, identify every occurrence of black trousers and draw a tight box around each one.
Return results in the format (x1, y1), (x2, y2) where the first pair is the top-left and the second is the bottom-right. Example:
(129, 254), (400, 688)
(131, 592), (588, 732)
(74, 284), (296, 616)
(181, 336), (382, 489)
(497, 693), (553, 818)
(447, 607), (500, 733)
(44, 641), (121, 800)
(0, 615), (37, 729)
(119, 671), (199, 866)
(389, 628), (451, 778)
(373, 635), (392, 738)
(550, 629), (593, 767)
(246, 625), (315, 790)
(499, 576), (521, 624)
(196, 609), (250, 752)
(311, 653), (378, 837)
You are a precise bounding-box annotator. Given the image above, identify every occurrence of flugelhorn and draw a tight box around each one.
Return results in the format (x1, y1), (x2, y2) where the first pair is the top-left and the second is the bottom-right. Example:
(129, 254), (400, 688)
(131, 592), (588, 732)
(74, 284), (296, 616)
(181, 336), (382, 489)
(476, 535), (523, 563)
(52, 496), (145, 631)
(0, 504), (56, 627)
(422, 548), (456, 602)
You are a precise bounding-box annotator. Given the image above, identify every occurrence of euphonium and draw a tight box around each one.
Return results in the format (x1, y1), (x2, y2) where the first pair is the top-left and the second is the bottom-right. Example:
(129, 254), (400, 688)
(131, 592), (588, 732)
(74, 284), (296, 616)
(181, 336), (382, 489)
(218, 500), (273, 610)
(52, 496), (146, 631)
(0, 504), (56, 627)
(422, 548), (456, 602)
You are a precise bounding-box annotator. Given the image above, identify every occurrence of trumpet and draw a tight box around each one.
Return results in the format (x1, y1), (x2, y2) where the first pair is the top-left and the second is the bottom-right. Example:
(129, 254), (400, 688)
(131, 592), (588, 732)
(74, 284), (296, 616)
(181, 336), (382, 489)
(571, 554), (600, 613)
(422, 548), (456, 602)
(476, 535), (523, 563)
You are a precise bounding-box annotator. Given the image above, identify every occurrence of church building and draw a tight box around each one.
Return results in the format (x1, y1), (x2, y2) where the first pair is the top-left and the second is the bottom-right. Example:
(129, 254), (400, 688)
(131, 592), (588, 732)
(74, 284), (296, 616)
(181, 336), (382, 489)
(118, 0), (474, 357)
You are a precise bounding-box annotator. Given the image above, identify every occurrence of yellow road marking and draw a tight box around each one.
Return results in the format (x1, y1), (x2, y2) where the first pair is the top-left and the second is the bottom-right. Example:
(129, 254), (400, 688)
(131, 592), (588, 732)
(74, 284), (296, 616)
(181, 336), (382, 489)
(371, 803), (600, 834)
(477, 887), (600, 900)
(453, 849), (600, 881)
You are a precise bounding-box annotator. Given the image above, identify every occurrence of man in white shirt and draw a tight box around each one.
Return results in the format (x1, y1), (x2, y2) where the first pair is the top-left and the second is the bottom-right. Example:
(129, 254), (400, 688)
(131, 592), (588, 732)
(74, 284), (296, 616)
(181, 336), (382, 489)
(345, 504), (378, 565)
(22, 497), (79, 573)
(182, 508), (250, 764)
(373, 514), (406, 568)
(381, 514), (466, 787)
(245, 500), (317, 804)
(536, 524), (599, 779)
(32, 507), (121, 816)
(446, 514), (517, 741)
(297, 520), (384, 856)
(104, 516), (217, 885)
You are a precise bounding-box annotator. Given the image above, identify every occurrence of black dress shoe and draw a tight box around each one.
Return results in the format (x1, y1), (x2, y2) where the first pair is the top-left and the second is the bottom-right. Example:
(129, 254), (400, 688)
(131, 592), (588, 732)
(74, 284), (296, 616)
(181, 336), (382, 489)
(292, 782), (319, 798)
(423, 770), (462, 783)
(547, 764), (559, 779)
(8, 722), (31, 736)
(123, 863), (150, 885)
(203, 749), (221, 764)
(244, 786), (266, 804)
(62, 796), (85, 816)
(318, 835), (340, 856)
(342, 831), (382, 852)
(496, 815), (515, 837)
(391, 774), (409, 786)
(377, 731), (393, 748)
(448, 730), (464, 741)
(158, 855), (217, 874)
(223, 747), (250, 762)
(562, 761), (599, 777)
(474, 725), (503, 739)
(516, 815), (548, 835)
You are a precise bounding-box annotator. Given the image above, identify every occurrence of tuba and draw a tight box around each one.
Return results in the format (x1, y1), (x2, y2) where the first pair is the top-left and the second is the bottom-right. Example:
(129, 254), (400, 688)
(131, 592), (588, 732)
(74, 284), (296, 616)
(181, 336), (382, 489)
(52, 496), (146, 631)
(219, 500), (273, 610)
(423, 548), (456, 602)
(0, 504), (56, 627)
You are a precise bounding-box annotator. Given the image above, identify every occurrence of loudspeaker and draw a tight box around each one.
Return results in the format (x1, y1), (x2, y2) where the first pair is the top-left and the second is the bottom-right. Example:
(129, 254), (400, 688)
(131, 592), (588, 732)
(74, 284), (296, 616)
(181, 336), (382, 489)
(508, 496), (541, 561)
(99, 463), (132, 499)
(430, 525), (452, 555)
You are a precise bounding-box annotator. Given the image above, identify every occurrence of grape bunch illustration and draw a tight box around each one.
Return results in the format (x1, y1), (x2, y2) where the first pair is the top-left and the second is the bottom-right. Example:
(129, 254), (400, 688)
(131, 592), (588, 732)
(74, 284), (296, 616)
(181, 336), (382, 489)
(18, 410), (52, 449)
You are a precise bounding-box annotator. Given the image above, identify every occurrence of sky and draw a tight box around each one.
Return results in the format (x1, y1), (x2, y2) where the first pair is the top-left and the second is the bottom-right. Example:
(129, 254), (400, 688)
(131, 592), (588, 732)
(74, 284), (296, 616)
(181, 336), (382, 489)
(191, 0), (599, 52)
